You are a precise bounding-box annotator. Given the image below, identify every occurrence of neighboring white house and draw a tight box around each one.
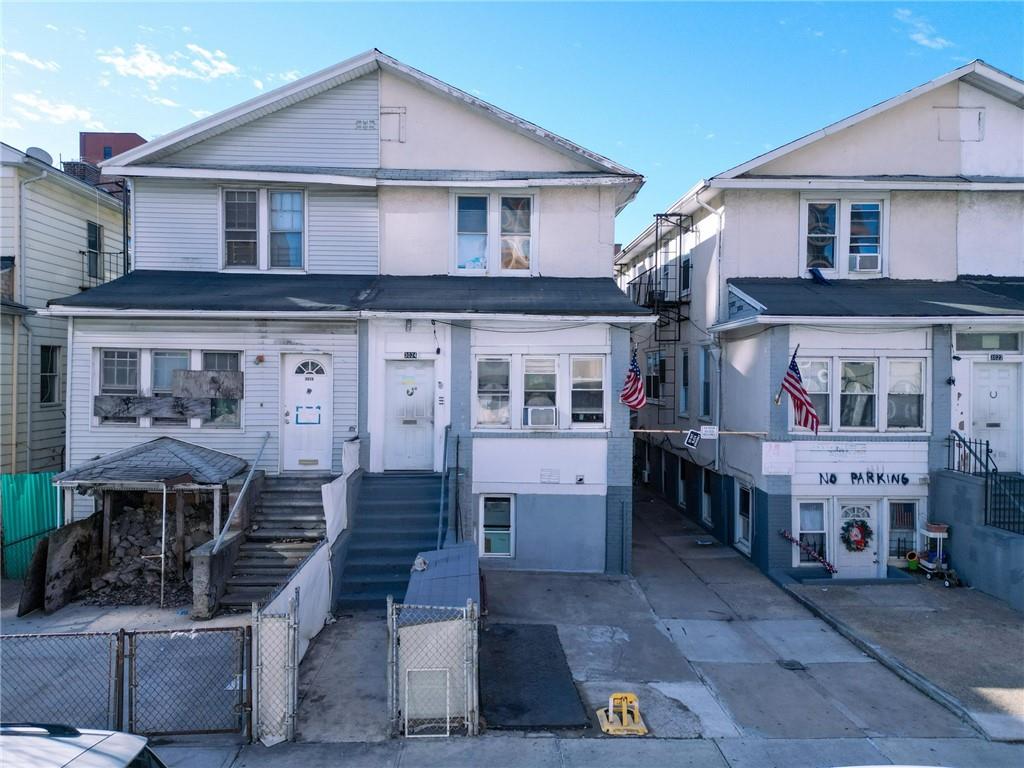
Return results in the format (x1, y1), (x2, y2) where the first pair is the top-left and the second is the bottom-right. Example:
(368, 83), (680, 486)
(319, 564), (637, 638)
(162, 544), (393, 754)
(1, 143), (125, 475)
(616, 60), (1024, 580)
(46, 50), (652, 577)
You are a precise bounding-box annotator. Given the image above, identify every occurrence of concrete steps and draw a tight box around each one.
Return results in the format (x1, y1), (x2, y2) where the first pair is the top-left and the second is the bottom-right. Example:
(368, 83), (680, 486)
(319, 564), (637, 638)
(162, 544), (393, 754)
(219, 474), (330, 612)
(335, 473), (441, 610)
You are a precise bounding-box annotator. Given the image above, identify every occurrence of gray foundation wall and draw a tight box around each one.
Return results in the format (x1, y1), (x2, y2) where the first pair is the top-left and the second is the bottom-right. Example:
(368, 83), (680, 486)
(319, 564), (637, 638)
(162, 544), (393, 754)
(930, 469), (1024, 612)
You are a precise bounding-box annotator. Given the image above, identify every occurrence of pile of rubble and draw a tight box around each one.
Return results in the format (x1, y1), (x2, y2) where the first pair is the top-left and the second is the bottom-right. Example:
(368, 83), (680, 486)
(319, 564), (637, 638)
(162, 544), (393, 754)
(79, 499), (214, 608)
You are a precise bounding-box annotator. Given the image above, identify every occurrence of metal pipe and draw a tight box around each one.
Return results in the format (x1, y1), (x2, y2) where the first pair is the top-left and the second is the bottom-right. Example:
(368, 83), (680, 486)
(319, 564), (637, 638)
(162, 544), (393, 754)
(10, 320), (18, 472)
(213, 431), (271, 554)
(695, 188), (724, 473)
(160, 483), (167, 608)
(21, 317), (32, 472)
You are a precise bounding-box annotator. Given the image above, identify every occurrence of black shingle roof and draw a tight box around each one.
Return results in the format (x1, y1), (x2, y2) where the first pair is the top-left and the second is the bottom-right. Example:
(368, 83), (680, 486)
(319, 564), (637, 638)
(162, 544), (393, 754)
(730, 277), (1024, 318)
(50, 270), (649, 316)
(54, 437), (248, 485)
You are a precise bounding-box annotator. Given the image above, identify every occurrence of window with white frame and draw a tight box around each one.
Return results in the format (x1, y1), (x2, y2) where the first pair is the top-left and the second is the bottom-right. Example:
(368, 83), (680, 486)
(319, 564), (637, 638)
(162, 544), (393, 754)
(101, 349), (139, 423)
(476, 357), (511, 426)
(40, 345), (60, 405)
(453, 191), (535, 274)
(86, 221), (103, 279)
(793, 355), (926, 433)
(224, 188), (305, 270)
(523, 357), (557, 427)
(202, 351), (241, 428)
(269, 191), (304, 268)
(473, 353), (608, 431)
(678, 348), (689, 416)
(480, 496), (514, 557)
(224, 190), (258, 267)
(839, 360), (876, 429)
(798, 359), (830, 429)
(700, 345), (713, 418)
(888, 500), (918, 558)
(645, 351), (663, 400)
(152, 350), (190, 425)
(571, 357), (604, 424)
(887, 359), (924, 429)
(802, 197), (885, 276)
(798, 501), (827, 564)
(737, 484), (753, 550)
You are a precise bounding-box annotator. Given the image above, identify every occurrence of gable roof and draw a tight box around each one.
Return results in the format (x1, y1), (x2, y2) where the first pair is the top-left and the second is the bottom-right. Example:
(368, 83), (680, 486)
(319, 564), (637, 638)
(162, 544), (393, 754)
(102, 49), (637, 177)
(716, 60), (1024, 180)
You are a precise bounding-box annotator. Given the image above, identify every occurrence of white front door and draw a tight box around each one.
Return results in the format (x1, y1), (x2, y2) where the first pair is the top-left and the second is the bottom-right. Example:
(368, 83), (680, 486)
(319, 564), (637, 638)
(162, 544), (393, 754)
(834, 501), (879, 579)
(281, 354), (333, 471)
(973, 363), (1021, 472)
(384, 359), (435, 470)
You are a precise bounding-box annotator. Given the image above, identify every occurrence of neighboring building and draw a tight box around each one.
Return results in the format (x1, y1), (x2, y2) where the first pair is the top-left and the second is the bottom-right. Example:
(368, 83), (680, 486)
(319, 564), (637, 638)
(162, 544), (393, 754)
(46, 50), (651, 587)
(616, 60), (1024, 582)
(62, 132), (147, 200)
(1, 143), (125, 474)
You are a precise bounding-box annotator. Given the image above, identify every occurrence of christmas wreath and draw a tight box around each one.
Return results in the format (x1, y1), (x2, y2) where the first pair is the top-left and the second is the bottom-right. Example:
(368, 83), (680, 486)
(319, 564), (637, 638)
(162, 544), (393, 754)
(840, 519), (873, 552)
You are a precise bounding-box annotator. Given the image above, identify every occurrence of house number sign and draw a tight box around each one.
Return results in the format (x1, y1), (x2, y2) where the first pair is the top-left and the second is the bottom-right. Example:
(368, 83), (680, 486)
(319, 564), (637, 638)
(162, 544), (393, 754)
(404, 352), (418, 359)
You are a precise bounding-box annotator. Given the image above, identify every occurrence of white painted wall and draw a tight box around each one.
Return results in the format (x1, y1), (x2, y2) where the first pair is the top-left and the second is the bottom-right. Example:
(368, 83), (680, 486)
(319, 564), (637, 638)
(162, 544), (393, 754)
(887, 191), (958, 280)
(719, 332), (772, 486)
(956, 192), (1024, 276)
(378, 70), (596, 172)
(68, 318), (358, 519)
(162, 74), (379, 168)
(472, 437), (607, 495)
(959, 82), (1024, 177)
(378, 185), (616, 277)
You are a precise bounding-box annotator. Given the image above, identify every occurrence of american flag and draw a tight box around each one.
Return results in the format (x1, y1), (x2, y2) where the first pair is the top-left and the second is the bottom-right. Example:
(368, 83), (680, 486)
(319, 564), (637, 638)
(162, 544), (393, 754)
(620, 348), (647, 410)
(781, 351), (819, 433)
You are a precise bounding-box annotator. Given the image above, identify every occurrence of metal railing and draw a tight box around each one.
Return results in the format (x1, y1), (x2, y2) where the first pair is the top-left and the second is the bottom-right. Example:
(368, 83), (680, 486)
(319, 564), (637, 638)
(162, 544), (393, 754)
(437, 424), (451, 550)
(626, 263), (687, 308)
(947, 430), (1024, 535)
(213, 431), (271, 554)
(79, 249), (129, 289)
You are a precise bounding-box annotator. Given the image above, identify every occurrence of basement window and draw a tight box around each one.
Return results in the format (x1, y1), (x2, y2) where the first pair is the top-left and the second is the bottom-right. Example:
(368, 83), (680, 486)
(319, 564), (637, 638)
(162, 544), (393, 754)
(480, 496), (514, 557)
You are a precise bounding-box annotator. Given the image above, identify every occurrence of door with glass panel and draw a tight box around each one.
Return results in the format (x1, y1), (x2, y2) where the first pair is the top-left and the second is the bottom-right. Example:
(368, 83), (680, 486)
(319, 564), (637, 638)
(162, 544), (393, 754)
(281, 353), (333, 471)
(834, 501), (879, 579)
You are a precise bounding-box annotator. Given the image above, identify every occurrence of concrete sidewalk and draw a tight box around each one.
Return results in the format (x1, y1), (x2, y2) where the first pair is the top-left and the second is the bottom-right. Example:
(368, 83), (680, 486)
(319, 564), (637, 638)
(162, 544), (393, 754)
(787, 576), (1024, 741)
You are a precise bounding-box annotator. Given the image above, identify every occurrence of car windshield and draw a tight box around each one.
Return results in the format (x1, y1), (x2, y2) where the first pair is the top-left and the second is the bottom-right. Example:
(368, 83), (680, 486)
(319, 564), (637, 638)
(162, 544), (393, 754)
(127, 746), (169, 768)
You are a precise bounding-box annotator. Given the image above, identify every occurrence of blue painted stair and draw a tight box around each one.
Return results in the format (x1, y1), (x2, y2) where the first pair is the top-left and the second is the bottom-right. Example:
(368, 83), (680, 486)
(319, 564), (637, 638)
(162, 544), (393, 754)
(335, 472), (442, 610)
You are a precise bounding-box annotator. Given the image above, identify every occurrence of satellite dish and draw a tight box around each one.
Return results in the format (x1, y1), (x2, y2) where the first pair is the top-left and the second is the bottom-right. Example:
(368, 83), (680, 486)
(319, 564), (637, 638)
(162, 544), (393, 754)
(25, 147), (53, 165)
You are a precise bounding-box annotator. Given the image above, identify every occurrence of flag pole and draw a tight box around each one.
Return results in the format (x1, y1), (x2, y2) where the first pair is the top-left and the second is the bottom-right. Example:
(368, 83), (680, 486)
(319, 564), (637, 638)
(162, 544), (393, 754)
(773, 344), (800, 406)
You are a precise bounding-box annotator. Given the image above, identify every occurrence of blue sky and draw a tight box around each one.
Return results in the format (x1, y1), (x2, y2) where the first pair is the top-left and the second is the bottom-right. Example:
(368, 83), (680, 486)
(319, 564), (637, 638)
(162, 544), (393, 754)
(1, 2), (1020, 242)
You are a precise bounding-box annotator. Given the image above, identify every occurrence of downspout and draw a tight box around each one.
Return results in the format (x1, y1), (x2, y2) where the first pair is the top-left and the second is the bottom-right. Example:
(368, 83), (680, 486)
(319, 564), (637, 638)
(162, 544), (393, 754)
(695, 187), (724, 473)
(14, 166), (48, 473)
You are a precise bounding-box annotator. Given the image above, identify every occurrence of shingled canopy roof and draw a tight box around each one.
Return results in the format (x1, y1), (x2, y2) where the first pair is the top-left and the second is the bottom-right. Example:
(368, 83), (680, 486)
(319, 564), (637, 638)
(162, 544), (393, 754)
(54, 437), (248, 487)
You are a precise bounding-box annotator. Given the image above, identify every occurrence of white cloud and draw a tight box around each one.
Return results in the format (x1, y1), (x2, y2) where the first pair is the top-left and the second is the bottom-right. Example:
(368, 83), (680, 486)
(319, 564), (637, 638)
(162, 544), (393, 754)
(189, 108), (212, 119)
(705, 132), (716, 140)
(279, 69), (300, 82)
(1, 48), (60, 72)
(97, 42), (239, 88)
(182, 26), (192, 33)
(893, 8), (954, 50)
(44, 24), (59, 32)
(11, 92), (105, 129)
(252, 78), (264, 90)
(144, 94), (180, 107)
(185, 44), (238, 79)
(0, 116), (23, 129)
(138, 25), (156, 33)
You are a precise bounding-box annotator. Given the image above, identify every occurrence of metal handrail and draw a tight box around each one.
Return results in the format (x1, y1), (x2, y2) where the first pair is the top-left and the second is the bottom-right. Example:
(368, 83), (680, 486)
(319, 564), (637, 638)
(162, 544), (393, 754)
(213, 431), (271, 554)
(436, 424), (452, 550)
(948, 429), (994, 474)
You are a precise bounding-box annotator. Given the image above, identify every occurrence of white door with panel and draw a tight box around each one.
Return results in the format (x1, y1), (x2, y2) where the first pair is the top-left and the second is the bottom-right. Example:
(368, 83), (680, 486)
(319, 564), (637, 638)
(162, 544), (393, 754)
(834, 501), (879, 579)
(281, 354), (333, 471)
(384, 359), (435, 470)
(972, 363), (1021, 472)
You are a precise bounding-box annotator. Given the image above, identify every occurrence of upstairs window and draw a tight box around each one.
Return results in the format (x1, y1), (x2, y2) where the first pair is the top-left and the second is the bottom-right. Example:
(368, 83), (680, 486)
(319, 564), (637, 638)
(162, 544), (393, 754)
(700, 345), (713, 418)
(798, 359), (831, 429)
(523, 357), (557, 427)
(477, 357), (510, 426)
(887, 359), (924, 429)
(40, 345), (60, 405)
(571, 356), (604, 424)
(86, 221), (103, 279)
(678, 348), (689, 416)
(802, 196), (886, 277)
(645, 351), (663, 400)
(840, 360), (876, 429)
(269, 191), (304, 268)
(453, 190), (536, 275)
(102, 146), (113, 160)
(224, 190), (258, 267)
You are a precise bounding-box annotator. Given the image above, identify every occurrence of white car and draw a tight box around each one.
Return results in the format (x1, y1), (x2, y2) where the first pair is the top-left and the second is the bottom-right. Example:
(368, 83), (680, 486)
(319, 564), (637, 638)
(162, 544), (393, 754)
(0, 723), (169, 767)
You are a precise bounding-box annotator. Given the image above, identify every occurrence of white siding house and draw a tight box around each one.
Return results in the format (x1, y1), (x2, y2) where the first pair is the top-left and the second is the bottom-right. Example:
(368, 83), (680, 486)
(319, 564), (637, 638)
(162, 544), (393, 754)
(616, 60), (1024, 580)
(46, 50), (652, 584)
(1, 143), (125, 474)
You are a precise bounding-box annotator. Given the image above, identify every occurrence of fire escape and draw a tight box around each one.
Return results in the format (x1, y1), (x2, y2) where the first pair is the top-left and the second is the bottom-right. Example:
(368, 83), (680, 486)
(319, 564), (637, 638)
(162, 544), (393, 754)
(626, 213), (692, 424)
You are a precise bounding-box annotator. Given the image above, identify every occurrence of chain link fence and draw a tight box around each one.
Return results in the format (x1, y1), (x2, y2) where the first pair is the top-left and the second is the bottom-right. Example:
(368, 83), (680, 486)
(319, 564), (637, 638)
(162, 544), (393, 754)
(387, 598), (479, 738)
(0, 632), (119, 729)
(252, 593), (299, 745)
(0, 626), (249, 737)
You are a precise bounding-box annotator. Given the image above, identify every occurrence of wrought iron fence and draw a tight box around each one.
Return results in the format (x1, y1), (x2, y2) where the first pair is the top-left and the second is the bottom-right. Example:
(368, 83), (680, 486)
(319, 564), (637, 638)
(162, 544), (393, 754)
(989, 473), (1024, 535)
(387, 598), (478, 738)
(946, 433), (992, 475)
(0, 626), (249, 736)
(79, 248), (129, 289)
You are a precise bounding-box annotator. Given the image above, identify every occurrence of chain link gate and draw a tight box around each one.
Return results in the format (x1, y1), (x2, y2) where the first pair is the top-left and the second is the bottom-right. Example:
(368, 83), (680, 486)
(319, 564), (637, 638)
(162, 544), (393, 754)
(387, 598), (479, 738)
(252, 591), (300, 745)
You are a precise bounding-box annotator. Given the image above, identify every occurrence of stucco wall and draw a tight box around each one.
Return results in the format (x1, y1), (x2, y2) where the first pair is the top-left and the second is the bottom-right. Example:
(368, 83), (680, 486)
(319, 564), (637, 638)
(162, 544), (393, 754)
(378, 70), (595, 173)
(956, 191), (1024, 276)
(378, 185), (615, 277)
(930, 470), (1024, 611)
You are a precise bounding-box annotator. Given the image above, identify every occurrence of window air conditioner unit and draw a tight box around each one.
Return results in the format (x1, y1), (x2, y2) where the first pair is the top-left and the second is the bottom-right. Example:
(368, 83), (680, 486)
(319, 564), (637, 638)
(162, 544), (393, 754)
(523, 406), (557, 428)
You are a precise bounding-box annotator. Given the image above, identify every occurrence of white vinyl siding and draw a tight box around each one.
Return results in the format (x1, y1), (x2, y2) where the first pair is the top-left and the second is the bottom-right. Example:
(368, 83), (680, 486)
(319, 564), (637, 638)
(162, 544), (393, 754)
(160, 74), (379, 168)
(132, 179), (378, 274)
(67, 318), (358, 519)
